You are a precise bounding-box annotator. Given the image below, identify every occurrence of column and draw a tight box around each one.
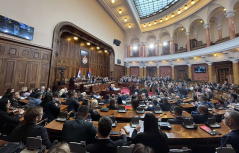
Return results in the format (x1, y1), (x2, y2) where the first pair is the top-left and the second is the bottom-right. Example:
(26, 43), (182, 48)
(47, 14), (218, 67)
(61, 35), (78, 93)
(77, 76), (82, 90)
(171, 65), (175, 80)
(139, 66), (143, 78)
(226, 10), (236, 39)
(208, 62), (213, 82)
(156, 40), (160, 56)
(187, 64), (192, 80)
(186, 32), (191, 51)
(232, 60), (239, 84)
(139, 42), (144, 57)
(127, 44), (131, 57)
(143, 66), (147, 77)
(170, 37), (174, 54)
(217, 25), (222, 40)
(157, 66), (160, 77)
(203, 23), (211, 47)
(126, 66), (130, 76)
(144, 43), (147, 57)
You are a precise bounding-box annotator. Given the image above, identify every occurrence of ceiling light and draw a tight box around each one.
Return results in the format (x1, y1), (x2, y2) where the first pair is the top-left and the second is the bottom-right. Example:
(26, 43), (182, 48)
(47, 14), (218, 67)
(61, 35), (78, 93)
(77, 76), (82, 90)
(154, 21), (157, 25)
(150, 61), (152, 63)
(143, 24), (146, 28)
(73, 37), (78, 40)
(166, 16), (168, 20)
(149, 44), (154, 48)
(171, 13), (174, 17)
(104, 50), (108, 52)
(191, 0), (195, 4)
(160, 19), (162, 22)
(200, 20), (203, 23)
(124, 18), (127, 22)
(163, 42), (168, 46)
(128, 24), (131, 28)
(133, 46), (138, 50)
(182, 28), (184, 31)
(96, 47), (100, 50)
(214, 53), (217, 56)
(178, 9), (181, 14)
(194, 57), (197, 59)
(224, 8), (226, 11)
(163, 61), (165, 63)
(184, 5), (188, 10)
(112, 0), (115, 4)
(87, 42), (91, 46)
(67, 38), (71, 41)
(177, 59), (180, 61)
(133, 62), (135, 63)
(149, 23), (151, 26)
(119, 9), (122, 14)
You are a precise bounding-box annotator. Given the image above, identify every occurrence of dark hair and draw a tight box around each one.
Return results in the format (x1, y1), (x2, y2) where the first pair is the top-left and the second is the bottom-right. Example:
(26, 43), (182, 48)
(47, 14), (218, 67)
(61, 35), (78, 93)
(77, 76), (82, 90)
(53, 92), (60, 98)
(0, 98), (9, 112)
(24, 106), (43, 123)
(69, 91), (77, 97)
(98, 116), (112, 137)
(200, 95), (206, 102)
(105, 94), (110, 99)
(82, 99), (89, 106)
(132, 143), (155, 153)
(132, 99), (139, 111)
(163, 98), (168, 103)
(9, 92), (18, 99)
(2, 88), (14, 99)
(144, 113), (159, 133)
(173, 106), (182, 116)
(77, 105), (89, 117)
(34, 92), (42, 99)
(34, 88), (40, 92)
(109, 99), (116, 107)
(117, 96), (122, 104)
(152, 100), (158, 106)
(42, 93), (53, 103)
(198, 105), (208, 114)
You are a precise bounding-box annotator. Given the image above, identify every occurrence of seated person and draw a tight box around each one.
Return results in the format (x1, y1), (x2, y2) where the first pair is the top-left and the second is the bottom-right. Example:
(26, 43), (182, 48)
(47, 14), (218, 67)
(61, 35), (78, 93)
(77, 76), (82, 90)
(91, 99), (101, 109)
(109, 84), (114, 91)
(117, 93), (122, 105)
(52, 92), (61, 105)
(0, 98), (24, 135)
(104, 94), (110, 104)
(23, 88), (33, 98)
(131, 113), (169, 153)
(40, 93), (60, 122)
(130, 99), (140, 111)
(168, 106), (184, 124)
(62, 106), (97, 144)
(78, 93), (85, 102)
(65, 91), (80, 116)
(174, 95), (183, 105)
(9, 92), (22, 107)
(132, 143), (155, 153)
(145, 99), (158, 111)
(86, 116), (127, 153)
(191, 105), (212, 124)
(221, 111), (239, 153)
(48, 142), (70, 153)
(121, 92), (127, 101)
(2, 88), (14, 99)
(160, 98), (173, 111)
(27, 92), (42, 107)
(7, 106), (52, 149)
(107, 99), (118, 110)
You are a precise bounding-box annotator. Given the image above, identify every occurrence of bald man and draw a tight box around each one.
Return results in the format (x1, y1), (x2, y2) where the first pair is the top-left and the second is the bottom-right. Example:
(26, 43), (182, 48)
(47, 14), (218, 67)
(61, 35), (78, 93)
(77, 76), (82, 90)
(191, 105), (212, 124)
(221, 111), (239, 152)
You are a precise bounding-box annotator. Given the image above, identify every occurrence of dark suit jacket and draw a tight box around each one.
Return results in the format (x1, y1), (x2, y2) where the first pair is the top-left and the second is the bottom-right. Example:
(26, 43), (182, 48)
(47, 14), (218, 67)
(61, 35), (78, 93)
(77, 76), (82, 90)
(160, 103), (173, 111)
(0, 111), (22, 134)
(104, 99), (110, 104)
(191, 113), (211, 124)
(86, 134), (127, 153)
(40, 102), (60, 122)
(168, 117), (184, 124)
(221, 130), (239, 153)
(121, 95), (126, 100)
(132, 129), (169, 153)
(175, 100), (183, 105)
(65, 97), (80, 116)
(9, 98), (22, 107)
(134, 89), (140, 94)
(62, 117), (97, 144)
(7, 123), (52, 149)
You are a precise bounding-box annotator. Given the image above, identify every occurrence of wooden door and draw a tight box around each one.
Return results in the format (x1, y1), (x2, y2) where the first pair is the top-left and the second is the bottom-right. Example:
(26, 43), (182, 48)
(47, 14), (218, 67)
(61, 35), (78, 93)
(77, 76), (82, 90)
(177, 70), (187, 80)
(218, 68), (229, 83)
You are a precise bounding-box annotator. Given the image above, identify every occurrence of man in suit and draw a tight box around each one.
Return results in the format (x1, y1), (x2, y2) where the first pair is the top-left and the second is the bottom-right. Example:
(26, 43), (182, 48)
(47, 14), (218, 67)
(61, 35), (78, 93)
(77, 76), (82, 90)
(86, 116), (127, 153)
(9, 92), (22, 107)
(62, 106), (97, 144)
(191, 105), (211, 124)
(160, 98), (173, 111)
(66, 91), (80, 116)
(221, 111), (239, 153)
(179, 86), (188, 98)
(134, 86), (140, 95)
(174, 96), (183, 105)
(168, 106), (184, 124)
(7, 106), (52, 149)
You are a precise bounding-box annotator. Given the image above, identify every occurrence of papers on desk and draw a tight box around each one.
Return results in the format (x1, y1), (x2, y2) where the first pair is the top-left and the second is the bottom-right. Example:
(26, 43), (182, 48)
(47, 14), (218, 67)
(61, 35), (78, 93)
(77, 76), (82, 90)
(124, 121), (144, 137)
(122, 100), (126, 104)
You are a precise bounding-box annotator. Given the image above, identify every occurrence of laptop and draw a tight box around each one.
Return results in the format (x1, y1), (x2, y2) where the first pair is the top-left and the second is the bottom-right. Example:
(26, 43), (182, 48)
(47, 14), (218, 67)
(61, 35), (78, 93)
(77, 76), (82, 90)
(153, 106), (162, 114)
(118, 106), (126, 113)
(130, 117), (141, 128)
(56, 112), (68, 122)
(100, 108), (109, 112)
(136, 107), (145, 114)
(139, 101), (146, 107)
(126, 101), (132, 106)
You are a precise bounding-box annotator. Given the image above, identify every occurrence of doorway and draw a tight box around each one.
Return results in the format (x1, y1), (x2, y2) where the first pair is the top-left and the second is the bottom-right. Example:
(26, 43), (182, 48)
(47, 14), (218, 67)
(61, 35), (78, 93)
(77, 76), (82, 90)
(218, 68), (229, 83)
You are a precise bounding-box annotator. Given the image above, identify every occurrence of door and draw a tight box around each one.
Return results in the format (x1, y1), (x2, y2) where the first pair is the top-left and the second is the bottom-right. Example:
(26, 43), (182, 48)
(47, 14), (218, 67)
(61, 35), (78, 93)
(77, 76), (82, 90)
(218, 68), (229, 83)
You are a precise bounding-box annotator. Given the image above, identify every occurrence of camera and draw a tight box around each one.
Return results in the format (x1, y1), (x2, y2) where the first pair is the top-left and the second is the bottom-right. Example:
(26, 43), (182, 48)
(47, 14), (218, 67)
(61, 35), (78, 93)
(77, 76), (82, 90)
(58, 67), (66, 71)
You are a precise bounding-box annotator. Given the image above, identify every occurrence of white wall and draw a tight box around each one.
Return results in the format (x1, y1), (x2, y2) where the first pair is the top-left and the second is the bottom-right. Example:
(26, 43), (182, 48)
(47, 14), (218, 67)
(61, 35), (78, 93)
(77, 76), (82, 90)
(0, 0), (126, 65)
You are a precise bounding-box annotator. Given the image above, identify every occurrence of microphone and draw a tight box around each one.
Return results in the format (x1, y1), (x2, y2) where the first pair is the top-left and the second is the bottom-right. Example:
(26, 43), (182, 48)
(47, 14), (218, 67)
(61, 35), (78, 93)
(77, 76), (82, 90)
(218, 136), (231, 153)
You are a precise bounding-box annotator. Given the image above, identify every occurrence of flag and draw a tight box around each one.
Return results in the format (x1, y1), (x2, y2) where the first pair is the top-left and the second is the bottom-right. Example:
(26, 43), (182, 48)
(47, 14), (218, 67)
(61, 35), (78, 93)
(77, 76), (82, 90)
(77, 66), (81, 78)
(88, 67), (91, 78)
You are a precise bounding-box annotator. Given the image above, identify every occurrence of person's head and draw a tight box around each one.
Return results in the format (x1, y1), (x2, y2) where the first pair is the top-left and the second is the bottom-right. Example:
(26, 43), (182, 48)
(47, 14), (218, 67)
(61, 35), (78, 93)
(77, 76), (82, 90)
(224, 111), (239, 130)
(0, 98), (10, 112)
(144, 113), (158, 133)
(2, 88), (14, 98)
(34, 92), (42, 99)
(122, 92), (125, 95)
(109, 99), (116, 107)
(53, 92), (60, 98)
(48, 142), (70, 153)
(105, 94), (110, 99)
(77, 105), (89, 119)
(199, 95), (206, 102)
(27, 88), (33, 93)
(141, 93), (146, 100)
(82, 99), (89, 106)
(197, 105), (208, 115)
(69, 92), (77, 98)
(41, 86), (45, 90)
(163, 98), (168, 103)
(91, 99), (98, 108)
(175, 96), (180, 101)
(173, 106), (182, 117)
(132, 99), (139, 110)
(24, 106), (43, 123)
(152, 99), (158, 106)
(10, 92), (20, 99)
(42, 93), (53, 103)
(98, 116), (112, 138)
(132, 143), (155, 153)
(136, 86), (139, 89)
(21, 87), (27, 92)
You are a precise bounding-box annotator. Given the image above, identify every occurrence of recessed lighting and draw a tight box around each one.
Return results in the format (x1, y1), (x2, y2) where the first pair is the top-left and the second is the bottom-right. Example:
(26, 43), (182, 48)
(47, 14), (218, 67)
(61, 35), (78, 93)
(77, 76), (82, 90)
(149, 23), (151, 26)
(191, 0), (195, 4)
(178, 9), (181, 14)
(160, 19), (162, 22)
(112, 0), (115, 4)
(194, 57), (197, 59)
(224, 8), (226, 11)
(171, 13), (174, 17)
(184, 5), (188, 10)
(96, 47), (100, 50)
(129, 24), (131, 28)
(143, 24), (146, 27)
(154, 21), (157, 25)
(166, 16), (168, 20)
(87, 42), (91, 46)
(73, 37), (78, 40)
(104, 50), (108, 52)
(119, 9), (122, 14)
(124, 18), (127, 22)
(214, 53), (217, 56)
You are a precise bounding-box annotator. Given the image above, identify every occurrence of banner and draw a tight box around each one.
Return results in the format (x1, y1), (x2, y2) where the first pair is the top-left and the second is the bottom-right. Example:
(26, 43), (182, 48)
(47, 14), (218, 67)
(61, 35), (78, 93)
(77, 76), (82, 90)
(80, 50), (89, 68)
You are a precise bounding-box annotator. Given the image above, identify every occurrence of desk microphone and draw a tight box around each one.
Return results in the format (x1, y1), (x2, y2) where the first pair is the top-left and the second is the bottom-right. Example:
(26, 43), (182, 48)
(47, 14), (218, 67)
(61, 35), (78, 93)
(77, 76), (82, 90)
(218, 136), (231, 153)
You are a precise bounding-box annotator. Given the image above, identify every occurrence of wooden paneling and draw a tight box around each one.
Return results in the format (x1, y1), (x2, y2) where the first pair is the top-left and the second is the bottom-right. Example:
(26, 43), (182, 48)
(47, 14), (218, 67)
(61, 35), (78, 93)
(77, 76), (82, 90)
(130, 67), (139, 77)
(114, 64), (124, 81)
(0, 37), (51, 95)
(146, 67), (157, 77)
(174, 66), (188, 81)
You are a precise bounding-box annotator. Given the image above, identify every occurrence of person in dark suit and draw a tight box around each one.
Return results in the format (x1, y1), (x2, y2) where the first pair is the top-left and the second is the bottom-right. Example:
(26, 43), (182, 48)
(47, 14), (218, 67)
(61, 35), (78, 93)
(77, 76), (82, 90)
(65, 92), (80, 117)
(221, 111), (239, 153)
(7, 106), (52, 149)
(174, 96), (183, 105)
(145, 99), (158, 111)
(40, 93), (60, 122)
(86, 116), (127, 153)
(121, 92), (127, 101)
(108, 99), (118, 110)
(9, 92), (22, 107)
(179, 86), (188, 98)
(134, 86), (140, 95)
(104, 94), (110, 104)
(62, 106), (97, 144)
(0, 98), (24, 135)
(117, 94), (123, 105)
(131, 113), (169, 153)
(191, 105), (212, 124)
(168, 106), (184, 124)
(160, 98), (173, 111)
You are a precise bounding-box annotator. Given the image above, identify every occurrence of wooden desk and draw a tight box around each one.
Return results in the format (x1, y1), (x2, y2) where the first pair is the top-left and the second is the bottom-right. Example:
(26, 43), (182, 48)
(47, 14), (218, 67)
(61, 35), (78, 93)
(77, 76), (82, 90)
(60, 105), (68, 112)
(180, 103), (195, 109)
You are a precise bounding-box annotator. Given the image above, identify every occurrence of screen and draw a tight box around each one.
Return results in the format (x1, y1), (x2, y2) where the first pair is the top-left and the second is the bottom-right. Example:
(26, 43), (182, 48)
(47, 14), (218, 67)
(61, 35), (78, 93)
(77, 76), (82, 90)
(194, 66), (206, 73)
(0, 15), (34, 40)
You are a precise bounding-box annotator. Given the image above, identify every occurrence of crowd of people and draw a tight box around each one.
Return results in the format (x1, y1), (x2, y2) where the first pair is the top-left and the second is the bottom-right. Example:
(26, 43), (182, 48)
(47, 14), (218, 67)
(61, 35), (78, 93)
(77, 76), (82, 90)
(0, 75), (239, 153)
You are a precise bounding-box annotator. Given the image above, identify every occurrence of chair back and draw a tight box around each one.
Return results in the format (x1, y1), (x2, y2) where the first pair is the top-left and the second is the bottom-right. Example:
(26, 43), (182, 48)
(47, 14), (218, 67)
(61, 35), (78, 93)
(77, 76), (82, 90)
(118, 106), (125, 110)
(169, 149), (192, 153)
(117, 146), (132, 153)
(69, 142), (86, 153)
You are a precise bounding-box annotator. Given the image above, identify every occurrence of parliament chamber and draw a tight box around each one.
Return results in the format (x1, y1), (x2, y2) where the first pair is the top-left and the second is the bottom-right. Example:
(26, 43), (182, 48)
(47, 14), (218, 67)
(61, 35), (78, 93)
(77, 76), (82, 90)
(1, 0), (239, 153)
